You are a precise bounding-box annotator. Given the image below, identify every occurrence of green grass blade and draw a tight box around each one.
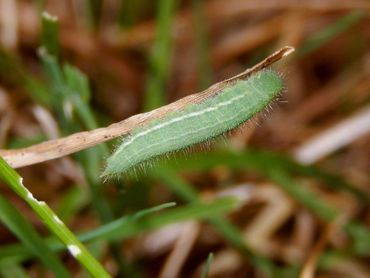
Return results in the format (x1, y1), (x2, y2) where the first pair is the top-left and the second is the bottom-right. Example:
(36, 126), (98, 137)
(0, 157), (111, 277)
(344, 221), (370, 256)
(151, 170), (199, 202)
(39, 21), (122, 270)
(86, 0), (102, 29)
(144, 0), (177, 110)
(0, 199), (236, 261)
(299, 10), (364, 56)
(38, 48), (65, 99)
(56, 186), (89, 223)
(0, 202), (176, 260)
(39, 50), (116, 234)
(192, 0), (213, 89)
(63, 64), (91, 102)
(150, 150), (368, 204)
(79, 202), (177, 242)
(41, 11), (60, 57)
(267, 169), (338, 221)
(7, 134), (47, 149)
(118, 0), (148, 28)
(200, 253), (213, 278)
(0, 49), (51, 106)
(0, 193), (70, 277)
(80, 198), (238, 243)
(0, 262), (30, 278)
(146, 151), (370, 259)
(266, 169), (370, 257)
(152, 169), (279, 276)
(251, 150), (370, 204)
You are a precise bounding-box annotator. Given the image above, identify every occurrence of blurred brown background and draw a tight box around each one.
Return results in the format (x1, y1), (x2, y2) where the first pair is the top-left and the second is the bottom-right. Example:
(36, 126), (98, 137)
(0, 1), (369, 277)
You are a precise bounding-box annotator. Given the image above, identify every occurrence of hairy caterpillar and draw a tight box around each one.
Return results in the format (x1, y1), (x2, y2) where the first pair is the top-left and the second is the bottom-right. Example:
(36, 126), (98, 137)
(103, 69), (284, 177)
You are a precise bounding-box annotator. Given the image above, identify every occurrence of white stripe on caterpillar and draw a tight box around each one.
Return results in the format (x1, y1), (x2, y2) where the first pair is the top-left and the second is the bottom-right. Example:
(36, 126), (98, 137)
(103, 69), (284, 177)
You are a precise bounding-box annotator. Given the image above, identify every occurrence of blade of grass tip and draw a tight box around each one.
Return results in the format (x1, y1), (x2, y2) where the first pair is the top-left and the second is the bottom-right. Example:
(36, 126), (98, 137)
(81, 198), (237, 242)
(0, 193), (70, 277)
(10, 197), (305, 276)
(0, 202), (176, 263)
(0, 157), (111, 278)
(0, 202), (173, 262)
(192, 0), (213, 89)
(298, 10), (364, 56)
(0, 199), (235, 261)
(41, 12), (59, 57)
(128, 202), (176, 220)
(127, 193), (277, 274)
(144, 0), (178, 111)
(200, 252), (213, 278)
(151, 169), (279, 276)
(79, 202), (177, 242)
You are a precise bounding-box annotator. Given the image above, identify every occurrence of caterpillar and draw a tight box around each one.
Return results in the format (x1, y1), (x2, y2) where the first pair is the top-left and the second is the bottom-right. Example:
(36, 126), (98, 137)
(103, 69), (284, 177)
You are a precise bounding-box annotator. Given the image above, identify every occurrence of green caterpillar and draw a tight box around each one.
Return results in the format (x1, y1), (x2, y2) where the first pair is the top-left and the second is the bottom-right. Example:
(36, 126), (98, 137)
(103, 69), (283, 177)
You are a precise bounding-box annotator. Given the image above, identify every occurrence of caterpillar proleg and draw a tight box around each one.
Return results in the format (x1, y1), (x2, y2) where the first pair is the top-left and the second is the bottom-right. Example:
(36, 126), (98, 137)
(103, 69), (284, 177)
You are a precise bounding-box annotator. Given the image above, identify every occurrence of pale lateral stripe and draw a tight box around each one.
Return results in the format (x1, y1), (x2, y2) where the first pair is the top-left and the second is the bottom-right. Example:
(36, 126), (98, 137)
(113, 93), (246, 158)
(134, 99), (253, 158)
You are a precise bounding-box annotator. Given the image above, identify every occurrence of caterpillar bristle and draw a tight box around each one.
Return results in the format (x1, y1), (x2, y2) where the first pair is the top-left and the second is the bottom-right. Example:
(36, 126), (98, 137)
(103, 69), (285, 178)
